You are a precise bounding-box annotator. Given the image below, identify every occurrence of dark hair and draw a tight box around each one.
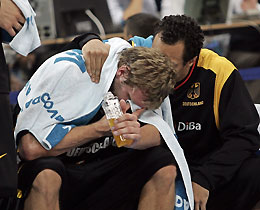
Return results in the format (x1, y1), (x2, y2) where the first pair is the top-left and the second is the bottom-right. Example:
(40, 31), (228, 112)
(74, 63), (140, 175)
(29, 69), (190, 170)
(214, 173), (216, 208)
(154, 15), (204, 64)
(125, 13), (160, 38)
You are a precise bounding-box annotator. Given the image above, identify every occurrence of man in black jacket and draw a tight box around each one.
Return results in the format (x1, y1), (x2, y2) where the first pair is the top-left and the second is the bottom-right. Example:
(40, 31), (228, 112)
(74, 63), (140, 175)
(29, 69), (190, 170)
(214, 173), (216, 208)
(74, 15), (260, 210)
(0, 0), (25, 209)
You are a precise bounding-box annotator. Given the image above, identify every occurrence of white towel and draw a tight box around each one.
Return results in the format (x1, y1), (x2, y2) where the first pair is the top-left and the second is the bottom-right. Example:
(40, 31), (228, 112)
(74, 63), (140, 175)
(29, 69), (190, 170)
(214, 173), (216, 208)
(14, 37), (130, 149)
(9, 0), (41, 56)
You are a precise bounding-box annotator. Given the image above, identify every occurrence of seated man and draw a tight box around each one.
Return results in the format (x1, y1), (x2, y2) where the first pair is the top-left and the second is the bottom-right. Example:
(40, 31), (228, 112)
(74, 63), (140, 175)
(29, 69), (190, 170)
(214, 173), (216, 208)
(70, 15), (260, 210)
(14, 38), (189, 210)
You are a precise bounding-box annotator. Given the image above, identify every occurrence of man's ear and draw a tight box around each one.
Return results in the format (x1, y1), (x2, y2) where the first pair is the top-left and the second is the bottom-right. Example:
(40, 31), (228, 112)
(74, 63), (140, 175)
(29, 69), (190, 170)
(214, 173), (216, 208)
(116, 65), (130, 82)
(187, 56), (197, 68)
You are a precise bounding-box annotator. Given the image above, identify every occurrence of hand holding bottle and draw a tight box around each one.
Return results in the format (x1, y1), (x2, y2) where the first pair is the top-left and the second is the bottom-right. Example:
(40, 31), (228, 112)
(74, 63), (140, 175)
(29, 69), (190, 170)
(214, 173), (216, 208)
(102, 92), (144, 147)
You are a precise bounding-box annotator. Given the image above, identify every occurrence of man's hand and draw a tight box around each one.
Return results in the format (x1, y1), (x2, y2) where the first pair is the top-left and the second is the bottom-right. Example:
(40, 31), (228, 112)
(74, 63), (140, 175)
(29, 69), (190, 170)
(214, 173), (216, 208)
(192, 182), (209, 210)
(82, 39), (110, 83)
(0, 0), (25, 37)
(111, 99), (144, 144)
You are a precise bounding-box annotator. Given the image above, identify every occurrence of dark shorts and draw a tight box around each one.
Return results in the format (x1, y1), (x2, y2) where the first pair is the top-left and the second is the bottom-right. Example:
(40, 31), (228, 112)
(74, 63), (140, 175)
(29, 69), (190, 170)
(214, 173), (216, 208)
(18, 146), (176, 210)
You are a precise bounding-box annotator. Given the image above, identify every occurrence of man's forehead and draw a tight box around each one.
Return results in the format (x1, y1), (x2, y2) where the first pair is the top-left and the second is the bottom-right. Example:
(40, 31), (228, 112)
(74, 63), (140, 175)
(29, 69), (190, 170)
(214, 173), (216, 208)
(152, 35), (184, 64)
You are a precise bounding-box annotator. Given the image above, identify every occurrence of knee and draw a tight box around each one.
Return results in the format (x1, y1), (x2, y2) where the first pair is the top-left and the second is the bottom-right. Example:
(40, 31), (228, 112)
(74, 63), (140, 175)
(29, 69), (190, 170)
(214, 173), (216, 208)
(31, 169), (62, 197)
(152, 165), (177, 187)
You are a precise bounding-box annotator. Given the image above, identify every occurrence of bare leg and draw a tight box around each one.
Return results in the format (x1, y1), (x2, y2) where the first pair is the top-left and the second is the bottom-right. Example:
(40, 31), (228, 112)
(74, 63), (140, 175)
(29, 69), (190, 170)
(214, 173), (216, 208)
(24, 169), (61, 210)
(138, 165), (177, 210)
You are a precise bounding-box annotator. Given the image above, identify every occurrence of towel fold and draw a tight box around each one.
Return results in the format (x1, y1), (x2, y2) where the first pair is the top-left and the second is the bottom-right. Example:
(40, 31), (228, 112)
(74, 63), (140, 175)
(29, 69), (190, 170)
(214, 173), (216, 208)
(9, 0), (41, 56)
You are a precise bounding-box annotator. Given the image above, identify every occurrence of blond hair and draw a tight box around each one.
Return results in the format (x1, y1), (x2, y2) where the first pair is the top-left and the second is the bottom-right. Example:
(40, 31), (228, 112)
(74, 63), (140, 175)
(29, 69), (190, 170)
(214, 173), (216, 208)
(118, 47), (176, 109)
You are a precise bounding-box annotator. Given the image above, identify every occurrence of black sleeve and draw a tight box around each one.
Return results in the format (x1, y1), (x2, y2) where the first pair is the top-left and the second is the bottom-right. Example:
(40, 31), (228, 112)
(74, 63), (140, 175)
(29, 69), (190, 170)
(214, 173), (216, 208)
(61, 33), (102, 51)
(192, 70), (260, 190)
(0, 42), (10, 92)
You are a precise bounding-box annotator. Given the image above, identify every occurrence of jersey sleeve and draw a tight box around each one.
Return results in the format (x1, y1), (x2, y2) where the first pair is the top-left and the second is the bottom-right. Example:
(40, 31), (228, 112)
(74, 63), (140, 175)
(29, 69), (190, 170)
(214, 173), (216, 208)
(61, 33), (102, 51)
(192, 70), (260, 190)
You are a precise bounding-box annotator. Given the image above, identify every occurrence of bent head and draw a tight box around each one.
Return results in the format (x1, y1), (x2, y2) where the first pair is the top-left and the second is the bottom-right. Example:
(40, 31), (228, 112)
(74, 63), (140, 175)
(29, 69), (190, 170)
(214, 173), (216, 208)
(114, 47), (177, 109)
(153, 15), (205, 82)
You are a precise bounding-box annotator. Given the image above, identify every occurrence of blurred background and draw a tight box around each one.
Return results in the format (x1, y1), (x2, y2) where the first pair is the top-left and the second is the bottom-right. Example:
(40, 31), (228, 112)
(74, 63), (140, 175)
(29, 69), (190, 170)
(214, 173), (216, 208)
(4, 0), (260, 105)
